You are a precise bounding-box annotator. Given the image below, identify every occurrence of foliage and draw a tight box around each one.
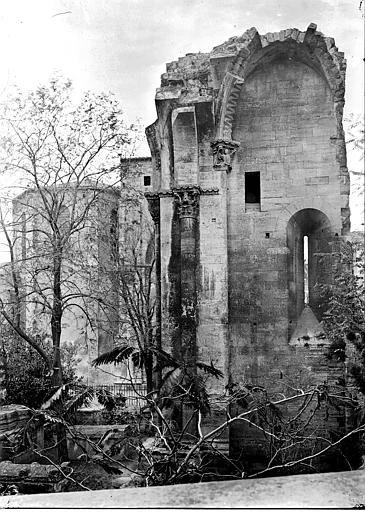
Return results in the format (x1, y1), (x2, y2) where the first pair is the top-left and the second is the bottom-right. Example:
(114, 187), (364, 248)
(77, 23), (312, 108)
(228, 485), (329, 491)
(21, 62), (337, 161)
(321, 241), (365, 394)
(0, 484), (19, 496)
(0, 77), (140, 386)
(60, 342), (82, 383)
(0, 322), (81, 408)
(3, 368), (363, 490)
(117, 381), (361, 486)
(92, 343), (223, 414)
(344, 113), (364, 161)
(0, 325), (51, 408)
(116, 225), (156, 393)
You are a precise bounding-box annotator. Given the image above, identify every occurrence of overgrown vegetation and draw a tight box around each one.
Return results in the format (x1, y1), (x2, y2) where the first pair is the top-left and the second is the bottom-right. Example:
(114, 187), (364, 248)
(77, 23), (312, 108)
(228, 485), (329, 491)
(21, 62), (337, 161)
(0, 77), (140, 387)
(0, 322), (80, 408)
(2, 373), (362, 491)
(322, 240), (365, 393)
(0, 74), (363, 495)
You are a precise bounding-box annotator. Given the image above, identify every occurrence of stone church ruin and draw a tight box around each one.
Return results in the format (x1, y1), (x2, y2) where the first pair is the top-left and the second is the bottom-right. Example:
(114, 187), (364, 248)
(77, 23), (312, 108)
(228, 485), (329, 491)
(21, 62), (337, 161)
(144, 24), (354, 469)
(0, 23), (358, 481)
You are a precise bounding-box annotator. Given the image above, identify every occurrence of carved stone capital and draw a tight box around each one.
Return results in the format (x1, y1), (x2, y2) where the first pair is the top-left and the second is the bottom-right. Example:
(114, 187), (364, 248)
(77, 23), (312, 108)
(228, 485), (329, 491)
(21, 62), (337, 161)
(211, 139), (240, 171)
(173, 186), (200, 219)
(145, 193), (160, 224)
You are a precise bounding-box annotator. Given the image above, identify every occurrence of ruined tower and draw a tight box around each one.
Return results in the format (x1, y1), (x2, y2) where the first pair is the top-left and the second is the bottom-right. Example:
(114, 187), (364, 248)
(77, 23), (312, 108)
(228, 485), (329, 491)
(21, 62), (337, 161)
(146, 24), (351, 465)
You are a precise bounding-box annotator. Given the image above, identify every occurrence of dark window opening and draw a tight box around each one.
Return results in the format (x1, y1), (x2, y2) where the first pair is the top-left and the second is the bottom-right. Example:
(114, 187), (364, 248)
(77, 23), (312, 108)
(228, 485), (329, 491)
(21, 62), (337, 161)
(143, 175), (151, 187)
(265, 232), (270, 239)
(304, 235), (309, 304)
(245, 172), (260, 204)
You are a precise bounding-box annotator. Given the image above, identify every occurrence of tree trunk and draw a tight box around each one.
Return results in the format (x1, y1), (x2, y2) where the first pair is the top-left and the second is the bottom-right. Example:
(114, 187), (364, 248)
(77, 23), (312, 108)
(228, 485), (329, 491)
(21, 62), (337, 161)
(51, 241), (68, 461)
(51, 242), (63, 386)
(145, 349), (153, 396)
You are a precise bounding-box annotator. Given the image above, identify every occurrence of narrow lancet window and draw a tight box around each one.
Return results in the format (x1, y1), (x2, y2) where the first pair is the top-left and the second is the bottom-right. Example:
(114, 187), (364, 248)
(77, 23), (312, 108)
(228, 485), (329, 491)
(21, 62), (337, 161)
(304, 235), (309, 304)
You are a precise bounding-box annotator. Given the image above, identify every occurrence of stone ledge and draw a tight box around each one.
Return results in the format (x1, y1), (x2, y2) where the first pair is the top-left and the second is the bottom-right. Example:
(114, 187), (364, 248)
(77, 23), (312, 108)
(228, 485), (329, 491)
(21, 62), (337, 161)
(0, 405), (31, 435)
(1, 470), (364, 508)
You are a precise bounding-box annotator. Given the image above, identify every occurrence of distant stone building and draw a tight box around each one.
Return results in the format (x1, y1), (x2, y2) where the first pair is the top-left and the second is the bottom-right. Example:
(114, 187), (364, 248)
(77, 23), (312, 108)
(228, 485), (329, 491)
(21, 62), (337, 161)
(5, 172), (154, 386)
(145, 24), (354, 468)
(9, 184), (120, 384)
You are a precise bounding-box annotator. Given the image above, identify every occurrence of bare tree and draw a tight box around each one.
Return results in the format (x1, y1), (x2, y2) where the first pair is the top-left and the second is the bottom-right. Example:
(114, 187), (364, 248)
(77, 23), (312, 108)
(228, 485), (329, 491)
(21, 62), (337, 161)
(0, 77), (139, 387)
(6, 373), (362, 489)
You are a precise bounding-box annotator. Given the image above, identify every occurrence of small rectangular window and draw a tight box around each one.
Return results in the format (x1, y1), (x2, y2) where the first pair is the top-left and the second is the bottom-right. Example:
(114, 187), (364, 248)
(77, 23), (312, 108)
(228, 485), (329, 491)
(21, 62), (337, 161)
(245, 172), (261, 211)
(245, 172), (260, 203)
(143, 175), (151, 187)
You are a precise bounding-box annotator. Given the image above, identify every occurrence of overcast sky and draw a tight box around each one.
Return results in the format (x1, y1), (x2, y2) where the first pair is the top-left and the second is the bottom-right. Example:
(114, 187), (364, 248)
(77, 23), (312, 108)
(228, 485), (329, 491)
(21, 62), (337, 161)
(0, 0), (363, 235)
(1, 1), (363, 130)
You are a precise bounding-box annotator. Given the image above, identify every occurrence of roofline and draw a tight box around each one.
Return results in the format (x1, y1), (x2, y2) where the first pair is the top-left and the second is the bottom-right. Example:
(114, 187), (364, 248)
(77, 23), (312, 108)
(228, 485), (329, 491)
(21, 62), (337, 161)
(120, 156), (152, 163)
(12, 182), (121, 203)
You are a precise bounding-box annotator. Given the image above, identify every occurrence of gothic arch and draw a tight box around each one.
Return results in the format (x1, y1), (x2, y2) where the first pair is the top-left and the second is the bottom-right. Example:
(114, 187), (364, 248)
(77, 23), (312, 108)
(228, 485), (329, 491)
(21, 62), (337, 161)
(215, 24), (346, 142)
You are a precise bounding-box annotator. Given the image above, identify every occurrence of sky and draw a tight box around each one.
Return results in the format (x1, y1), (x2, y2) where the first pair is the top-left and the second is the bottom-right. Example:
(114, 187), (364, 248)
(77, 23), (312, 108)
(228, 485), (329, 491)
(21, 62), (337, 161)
(0, 1), (363, 129)
(0, 0), (363, 243)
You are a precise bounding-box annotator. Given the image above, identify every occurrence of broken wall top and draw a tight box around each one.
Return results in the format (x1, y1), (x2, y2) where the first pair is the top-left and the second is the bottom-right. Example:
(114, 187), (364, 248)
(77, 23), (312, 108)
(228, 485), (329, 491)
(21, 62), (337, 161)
(155, 24), (346, 106)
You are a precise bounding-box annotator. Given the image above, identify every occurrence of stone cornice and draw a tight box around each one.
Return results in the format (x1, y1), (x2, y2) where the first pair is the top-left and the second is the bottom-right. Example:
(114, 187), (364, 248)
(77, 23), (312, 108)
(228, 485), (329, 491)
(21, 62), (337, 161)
(145, 186), (219, 199)
(145, 186), (219, 220)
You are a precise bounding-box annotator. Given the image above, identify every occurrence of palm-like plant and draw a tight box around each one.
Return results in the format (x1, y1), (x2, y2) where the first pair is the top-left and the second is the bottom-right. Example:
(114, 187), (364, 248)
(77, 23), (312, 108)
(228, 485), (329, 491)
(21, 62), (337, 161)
(92, 344), (223, 415)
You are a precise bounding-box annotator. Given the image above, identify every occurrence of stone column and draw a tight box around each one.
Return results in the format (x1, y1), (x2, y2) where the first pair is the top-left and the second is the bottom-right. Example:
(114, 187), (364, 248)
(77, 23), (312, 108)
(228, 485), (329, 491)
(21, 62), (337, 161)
(146, 193), (161, 390)
(173, 187), (200, 369)
(201, 140), (238, 454)
(173, 187), (200, 435)
(210, 139), (239, 382)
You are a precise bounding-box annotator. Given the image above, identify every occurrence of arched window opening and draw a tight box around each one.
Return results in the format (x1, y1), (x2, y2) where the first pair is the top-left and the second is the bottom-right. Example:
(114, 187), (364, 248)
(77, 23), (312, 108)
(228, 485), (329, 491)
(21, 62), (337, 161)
(287, 209), (333, 331)
(304, 235), (309, 304)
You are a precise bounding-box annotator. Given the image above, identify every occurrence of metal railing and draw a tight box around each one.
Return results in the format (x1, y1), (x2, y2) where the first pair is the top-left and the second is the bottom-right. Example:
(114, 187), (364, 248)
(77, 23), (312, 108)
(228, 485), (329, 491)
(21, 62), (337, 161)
(88, 382), (148, 409)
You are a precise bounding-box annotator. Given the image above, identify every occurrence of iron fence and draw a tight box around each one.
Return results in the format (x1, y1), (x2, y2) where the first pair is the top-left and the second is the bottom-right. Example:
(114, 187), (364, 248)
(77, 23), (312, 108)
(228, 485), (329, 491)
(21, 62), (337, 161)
(88, 382), (148, 409)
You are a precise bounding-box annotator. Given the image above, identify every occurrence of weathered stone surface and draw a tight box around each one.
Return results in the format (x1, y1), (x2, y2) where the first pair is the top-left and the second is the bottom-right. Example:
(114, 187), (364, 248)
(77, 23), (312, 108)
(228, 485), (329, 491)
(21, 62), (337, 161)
(145, 23), (351, 470)
(0, 406), (32, 461)
(0, 406), (31, 435)
(2, 470), (365, 508)
(0, 461), (70, 493)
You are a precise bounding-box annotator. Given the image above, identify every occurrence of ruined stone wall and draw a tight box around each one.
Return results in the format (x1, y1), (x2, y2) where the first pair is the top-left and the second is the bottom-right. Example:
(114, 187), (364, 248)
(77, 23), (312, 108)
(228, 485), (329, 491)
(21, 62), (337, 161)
(146, 24), (352, 468)
(228, 56), (342, 387)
